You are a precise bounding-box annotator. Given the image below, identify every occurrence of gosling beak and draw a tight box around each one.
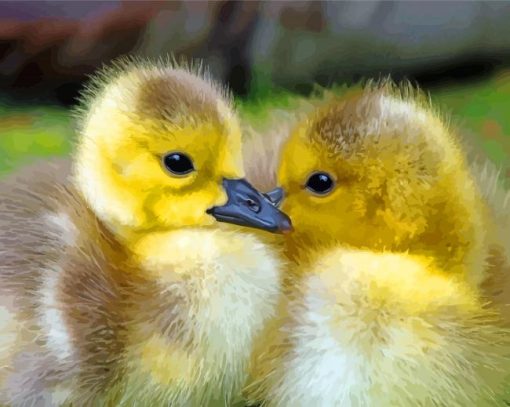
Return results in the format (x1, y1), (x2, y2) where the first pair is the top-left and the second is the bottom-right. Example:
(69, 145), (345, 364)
(207, 179), (293, 234)
(264, 187), (284, 208)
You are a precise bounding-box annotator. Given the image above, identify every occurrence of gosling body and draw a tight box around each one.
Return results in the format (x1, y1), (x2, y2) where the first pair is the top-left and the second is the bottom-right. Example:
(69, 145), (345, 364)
(245, 83), (510, 406)
(0, 59), (288, 406)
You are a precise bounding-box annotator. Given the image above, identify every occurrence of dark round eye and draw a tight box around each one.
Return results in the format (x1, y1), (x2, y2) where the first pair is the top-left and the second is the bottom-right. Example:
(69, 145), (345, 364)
(162, 152), (195, 176)
(305, 172), (335, 195)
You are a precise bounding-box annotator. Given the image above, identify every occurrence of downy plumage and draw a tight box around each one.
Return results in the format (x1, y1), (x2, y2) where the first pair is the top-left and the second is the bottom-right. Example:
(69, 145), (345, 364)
(244, 82), (510, 406)
(0, 58), (291, 406)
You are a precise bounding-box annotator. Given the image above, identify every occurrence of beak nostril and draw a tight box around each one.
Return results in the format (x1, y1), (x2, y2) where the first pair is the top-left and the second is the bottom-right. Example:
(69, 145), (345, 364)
(245, 198), (260, 212)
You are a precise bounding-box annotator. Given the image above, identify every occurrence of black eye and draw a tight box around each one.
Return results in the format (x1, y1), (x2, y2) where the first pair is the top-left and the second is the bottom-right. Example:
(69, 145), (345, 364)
(162, 152), (195, 176)
(305, 172), (335, 195)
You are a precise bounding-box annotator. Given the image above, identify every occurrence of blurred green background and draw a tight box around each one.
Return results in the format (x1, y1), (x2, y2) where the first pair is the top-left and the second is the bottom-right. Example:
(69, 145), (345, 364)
(2, 72), (509, 185)
(0, 1), (509, 185)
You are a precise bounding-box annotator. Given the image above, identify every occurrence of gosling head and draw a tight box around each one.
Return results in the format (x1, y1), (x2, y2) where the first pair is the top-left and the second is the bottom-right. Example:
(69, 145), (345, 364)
(278, 83), (483, 266)
(73, 59), (291, 239)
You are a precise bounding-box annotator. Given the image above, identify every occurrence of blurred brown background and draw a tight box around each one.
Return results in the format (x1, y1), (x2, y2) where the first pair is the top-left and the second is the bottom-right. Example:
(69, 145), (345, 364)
(1, 1), (510, 104)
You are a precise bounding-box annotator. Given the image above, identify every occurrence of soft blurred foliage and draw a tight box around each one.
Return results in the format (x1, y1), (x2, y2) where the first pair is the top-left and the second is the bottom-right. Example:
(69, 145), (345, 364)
(0, 0), (509, 185)
(2, 72), (510, 184)
(0, 100), (71, 173)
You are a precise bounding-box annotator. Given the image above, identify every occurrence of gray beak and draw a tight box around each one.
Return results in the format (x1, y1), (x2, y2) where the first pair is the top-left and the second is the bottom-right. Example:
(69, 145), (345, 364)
(207, 179), (293, 234)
